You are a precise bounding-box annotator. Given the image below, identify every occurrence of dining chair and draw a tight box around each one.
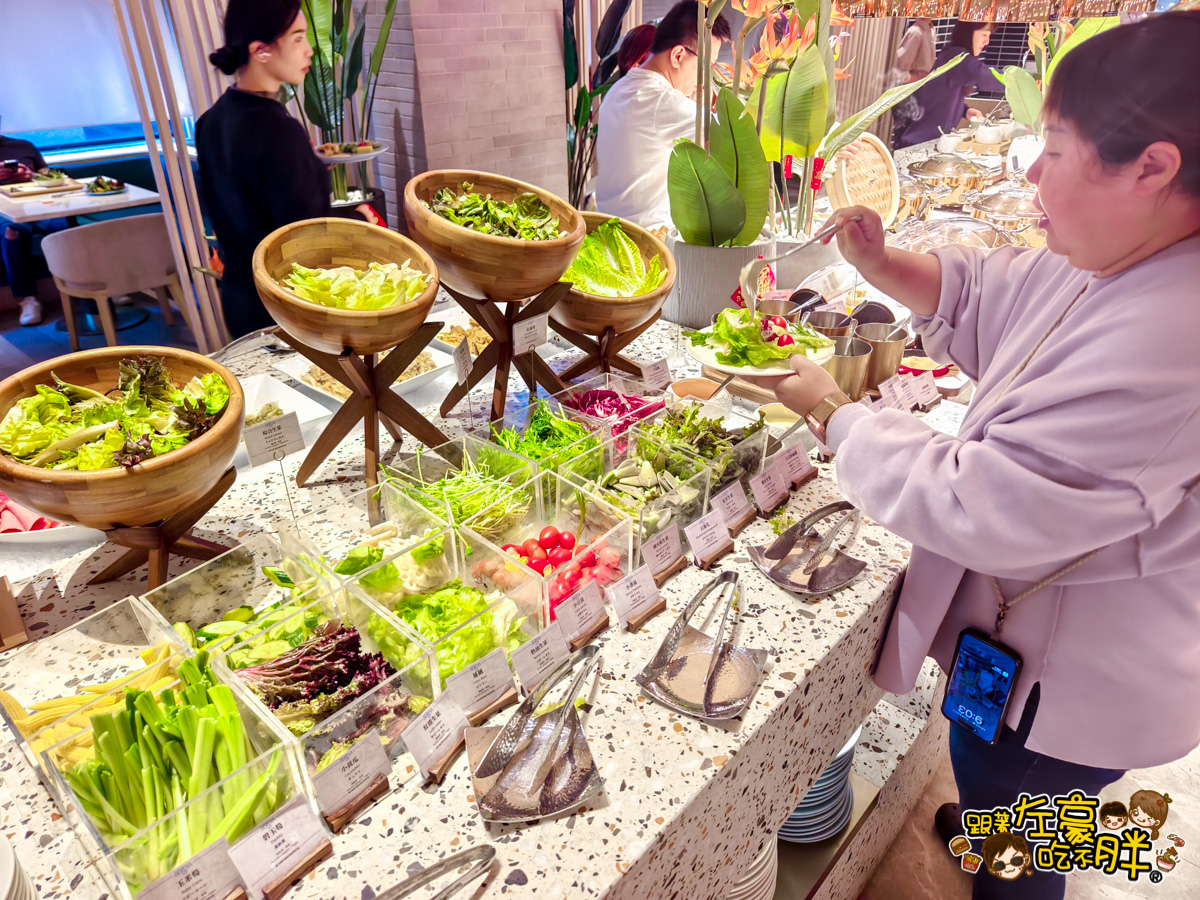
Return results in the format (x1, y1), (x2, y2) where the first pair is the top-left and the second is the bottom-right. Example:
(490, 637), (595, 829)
(40, 213), (187, 349)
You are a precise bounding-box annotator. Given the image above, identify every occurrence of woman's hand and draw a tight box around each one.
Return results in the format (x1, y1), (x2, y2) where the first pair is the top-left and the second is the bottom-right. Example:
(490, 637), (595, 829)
(827, 206), (887, 277)
(836, 139), (865, 162)
(751, 354), (840, 419)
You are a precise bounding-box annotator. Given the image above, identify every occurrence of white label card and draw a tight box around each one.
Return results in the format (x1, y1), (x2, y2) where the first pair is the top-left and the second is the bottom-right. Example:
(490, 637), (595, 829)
(640, 358), (672, 391)
(896, 376), (919, 410)
(554, 581), (607, 643)
(512, 313), (549, 356)
(711, 482), (752, 526)
(684, 510), (732, 561)
(879, 377), (908, 411)
(778, 444), (815, 484)
(452, 338), (471, 385)
(446, 648), (516, 715)
(140, 838), (243, 900)
(607, 564), (661, 627)
(511, 621), (571, 691)
(401, 692), (469, 779)
(916, 370), (940, 404)
(749, 464), (788, 513)
(229, 798), (327, 900)
(641, 526), (683, 576)
(311, 730), (391, 813)
(244, 411), (306, 467)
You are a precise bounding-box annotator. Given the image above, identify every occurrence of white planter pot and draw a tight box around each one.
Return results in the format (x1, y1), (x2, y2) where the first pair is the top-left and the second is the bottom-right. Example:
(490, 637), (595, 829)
(771, 232), (844, 293)
(665, 232), (776, 330)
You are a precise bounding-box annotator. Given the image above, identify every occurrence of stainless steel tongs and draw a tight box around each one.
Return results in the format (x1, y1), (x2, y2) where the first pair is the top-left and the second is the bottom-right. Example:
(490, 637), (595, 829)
(750, 500), (867, 596)
(738, 216), (863, 317)
(377, 846), (495, 900)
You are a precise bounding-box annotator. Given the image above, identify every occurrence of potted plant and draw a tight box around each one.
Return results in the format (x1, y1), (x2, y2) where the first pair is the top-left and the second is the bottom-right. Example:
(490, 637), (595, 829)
(994, 17), (1118, 176)
(288, 0), (398, 216)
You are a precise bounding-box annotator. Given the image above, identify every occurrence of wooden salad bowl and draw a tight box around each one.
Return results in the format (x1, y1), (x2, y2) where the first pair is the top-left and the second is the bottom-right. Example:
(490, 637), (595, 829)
(552, 212), (677, 336)
(252, 217), (439, 356)
(403, 170), (586, 302)
(0, 347), (244, 531)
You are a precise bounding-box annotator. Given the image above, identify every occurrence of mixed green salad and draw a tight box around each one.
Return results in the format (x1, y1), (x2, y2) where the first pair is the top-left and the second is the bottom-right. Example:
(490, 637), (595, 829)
(488, 401), (603, 483)
(687, 307), (833, 368)
(426, 182), (563, 241)
(639, 404), (766, 489)
(284, 260), (428, 310)
(32, 169), (66, 182)
(0, 357), (230, 471)
(560, 218), (666, 297)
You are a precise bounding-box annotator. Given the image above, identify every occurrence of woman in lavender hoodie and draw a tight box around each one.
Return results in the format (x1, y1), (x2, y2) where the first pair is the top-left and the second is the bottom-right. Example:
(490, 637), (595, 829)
(767, 13), (1200, 900)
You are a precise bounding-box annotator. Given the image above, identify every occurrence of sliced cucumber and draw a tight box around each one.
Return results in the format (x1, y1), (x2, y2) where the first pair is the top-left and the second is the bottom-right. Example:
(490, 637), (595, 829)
(247, 640), (292, 662)
(197, 621), (243, 642)
(172, 621), (196, 648)
(221, 605), (255, 623)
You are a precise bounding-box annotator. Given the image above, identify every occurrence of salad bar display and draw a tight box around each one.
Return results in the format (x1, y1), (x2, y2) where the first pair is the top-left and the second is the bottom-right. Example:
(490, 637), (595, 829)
(479, 400), (606, 486)
(638, 403), (769, 491)
(555, 373), (667, 439)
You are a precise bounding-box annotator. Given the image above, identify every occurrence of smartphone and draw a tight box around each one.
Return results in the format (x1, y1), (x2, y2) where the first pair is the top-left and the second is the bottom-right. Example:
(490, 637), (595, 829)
(1, 160), (19, 171)
(941, 628), (1022, 744)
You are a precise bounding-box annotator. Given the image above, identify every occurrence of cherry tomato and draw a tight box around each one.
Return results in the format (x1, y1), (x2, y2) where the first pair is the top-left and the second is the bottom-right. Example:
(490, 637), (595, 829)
(501, 544), (522, 556)
(768, 315), (789, 329)
(527, 545), (548, 562)
(527, 557), (550, 575)
(521, 538), (543, 558)
(538, 526), (561, 549)
(776, 333), (795, 347)
(558, 531), (576, 551)
(576, 550), (597, 570)
(576, 573), (594, 591)
(596, 547), (621, 568)
(562, 565), (582, 587)
(591, 565), (614, 586)
(548, 547), (573, 567)
(549, 579), (568, 603)
(481, 558), (501, 577)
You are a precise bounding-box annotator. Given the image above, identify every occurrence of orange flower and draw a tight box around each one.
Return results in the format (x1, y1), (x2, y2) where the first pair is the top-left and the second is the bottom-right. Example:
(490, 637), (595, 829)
(731, 0), (775, 15)
(748, 8), (812, 72)
(830, 1), (855, 28)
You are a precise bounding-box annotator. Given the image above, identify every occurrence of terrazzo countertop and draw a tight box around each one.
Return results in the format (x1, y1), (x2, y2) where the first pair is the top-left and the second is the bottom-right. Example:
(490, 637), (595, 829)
(0, 320), (915, 899)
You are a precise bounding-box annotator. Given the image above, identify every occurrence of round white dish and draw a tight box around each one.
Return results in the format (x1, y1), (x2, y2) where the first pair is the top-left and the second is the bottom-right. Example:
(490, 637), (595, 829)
(687, 326), (836, 376)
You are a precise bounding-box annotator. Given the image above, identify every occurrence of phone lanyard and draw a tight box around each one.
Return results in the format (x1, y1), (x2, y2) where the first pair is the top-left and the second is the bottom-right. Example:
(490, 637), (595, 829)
(970, 279), (1108, 638)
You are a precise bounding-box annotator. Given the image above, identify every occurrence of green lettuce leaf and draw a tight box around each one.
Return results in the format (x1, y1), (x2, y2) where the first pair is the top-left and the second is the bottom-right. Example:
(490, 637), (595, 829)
(690, 308), (832, 368)
(559, 218), (667, 298)
(75, 429), (126, 470)
(284, 261), (427, 310)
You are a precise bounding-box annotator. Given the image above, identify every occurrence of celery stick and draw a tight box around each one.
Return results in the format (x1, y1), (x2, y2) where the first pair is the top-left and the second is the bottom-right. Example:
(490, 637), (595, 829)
(164, 741), (192, 781)
(172, 772), (191, 863)
(203, 751), (281, 847)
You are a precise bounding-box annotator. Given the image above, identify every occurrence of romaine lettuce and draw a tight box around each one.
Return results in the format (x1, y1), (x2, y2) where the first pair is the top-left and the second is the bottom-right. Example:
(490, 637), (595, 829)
(284, 261), (427, 310)
(559, 218), (667, 298)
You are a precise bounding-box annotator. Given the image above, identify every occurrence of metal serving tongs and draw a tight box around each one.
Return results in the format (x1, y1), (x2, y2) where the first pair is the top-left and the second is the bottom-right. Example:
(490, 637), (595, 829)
(636, 571), (768, 721)
(471, 645), (604, 822)
(377, 846), (496, 900)
(738, 215), (863, 318)
(749, 501), (868, 596)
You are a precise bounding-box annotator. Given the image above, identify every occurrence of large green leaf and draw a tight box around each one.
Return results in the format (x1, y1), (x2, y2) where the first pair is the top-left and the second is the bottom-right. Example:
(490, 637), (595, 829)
(595, 0), (631, 59)
(1003, 66), (1042, 128)
(816, 0), (835, 131)
(303, 0), (333, 66)
(563, 0), (578, 89)
(367, 0), (397, 80)
(303, 66), (340, 135)
(710, 88), (769, 247)
(341, 8), (367, 101)
(1045, 17), (1118, 87)
(819, 54), (966, 159)
(668, 141), (746, 247)
(752, 42), (828, 163)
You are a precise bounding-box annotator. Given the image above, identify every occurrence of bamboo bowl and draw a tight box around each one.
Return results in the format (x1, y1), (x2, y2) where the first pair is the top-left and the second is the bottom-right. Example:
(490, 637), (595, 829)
(252, 217), (440, 355)
(403, 170), (586, 302)
(0, 347), (244, 531)
(551, 212), (677, 336)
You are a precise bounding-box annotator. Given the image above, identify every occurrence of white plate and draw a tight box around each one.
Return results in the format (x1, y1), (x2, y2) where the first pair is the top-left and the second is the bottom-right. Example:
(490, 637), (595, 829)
(686, 326), (836, 376)
(238, 374), (334, 430)
(0, 523), (105, 546)
(272, 346), (453, 402)
(84, 184), (128, 195)
(314, 142), (389, 164)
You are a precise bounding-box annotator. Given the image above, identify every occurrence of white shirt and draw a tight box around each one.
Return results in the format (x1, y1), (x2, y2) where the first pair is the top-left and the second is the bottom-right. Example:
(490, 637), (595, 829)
(594, 68), (697, 230)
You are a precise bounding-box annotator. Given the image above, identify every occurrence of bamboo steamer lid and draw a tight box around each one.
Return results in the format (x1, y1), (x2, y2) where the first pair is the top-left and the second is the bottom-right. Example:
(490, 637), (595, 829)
(825, 133), (900, 229)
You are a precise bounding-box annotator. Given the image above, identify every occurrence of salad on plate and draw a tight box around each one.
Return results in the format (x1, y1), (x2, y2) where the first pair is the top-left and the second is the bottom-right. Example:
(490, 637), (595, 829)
(686, 307), (835, 373)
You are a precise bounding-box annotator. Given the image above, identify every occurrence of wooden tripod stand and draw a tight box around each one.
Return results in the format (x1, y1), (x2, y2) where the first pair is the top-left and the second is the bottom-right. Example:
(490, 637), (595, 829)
(277, 322), (451, 488)
(548, 310), (661, 383)
(438, 283), (572, 421)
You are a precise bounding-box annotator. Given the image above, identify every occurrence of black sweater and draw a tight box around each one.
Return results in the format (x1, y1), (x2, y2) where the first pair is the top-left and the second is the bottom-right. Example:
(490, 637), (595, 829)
(196, 88), (330, 338)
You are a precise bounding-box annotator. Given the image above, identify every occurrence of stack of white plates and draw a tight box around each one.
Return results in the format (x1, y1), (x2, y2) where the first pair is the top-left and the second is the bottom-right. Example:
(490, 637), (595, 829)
(777, 727), (861, 844)
(0, 833), (34, 900)
(726, 840), (779, 900)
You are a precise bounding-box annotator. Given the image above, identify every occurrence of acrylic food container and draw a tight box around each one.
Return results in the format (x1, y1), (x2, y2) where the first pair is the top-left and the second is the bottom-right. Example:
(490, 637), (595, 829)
(468, 398), (610, 493)
(39, 664), (307, 900)
(552, 372), (668, 441)
(0, 596), (187, 773)
(636, 400), (768, 492)
(459, 469), (634, 639)
(384, 434), (537, 542)
(561, 430), (712, 581)
(143, 531), (333, 659)
(340, 525), (538, 715)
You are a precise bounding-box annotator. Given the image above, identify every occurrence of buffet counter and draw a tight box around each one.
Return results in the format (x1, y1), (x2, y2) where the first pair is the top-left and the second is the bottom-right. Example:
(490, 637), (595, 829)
(0, 321), (947, 900)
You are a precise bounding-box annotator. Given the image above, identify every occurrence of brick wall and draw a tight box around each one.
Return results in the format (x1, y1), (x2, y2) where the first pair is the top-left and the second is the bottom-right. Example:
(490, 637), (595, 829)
(364, 0), (425, 226)
(366, 0), (571, 222)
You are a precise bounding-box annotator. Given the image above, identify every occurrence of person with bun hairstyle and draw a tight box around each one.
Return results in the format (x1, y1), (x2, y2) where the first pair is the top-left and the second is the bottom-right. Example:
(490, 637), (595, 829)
(1128, 790), (1172, 840)
(196, 0), (330, 339)
(761, 12), (1200, 899)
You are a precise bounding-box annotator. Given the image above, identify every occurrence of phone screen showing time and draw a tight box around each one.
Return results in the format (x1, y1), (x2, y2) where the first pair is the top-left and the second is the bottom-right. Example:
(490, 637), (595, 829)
(942, 629), (1022, 744)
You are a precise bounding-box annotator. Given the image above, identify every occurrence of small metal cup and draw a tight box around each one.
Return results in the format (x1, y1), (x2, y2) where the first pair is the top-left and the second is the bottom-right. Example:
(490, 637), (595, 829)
(756, 299), (803, 324)
(856, 321), (908, 391)
(824, 337), (872, 401)
(806, 310), (854, 339)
